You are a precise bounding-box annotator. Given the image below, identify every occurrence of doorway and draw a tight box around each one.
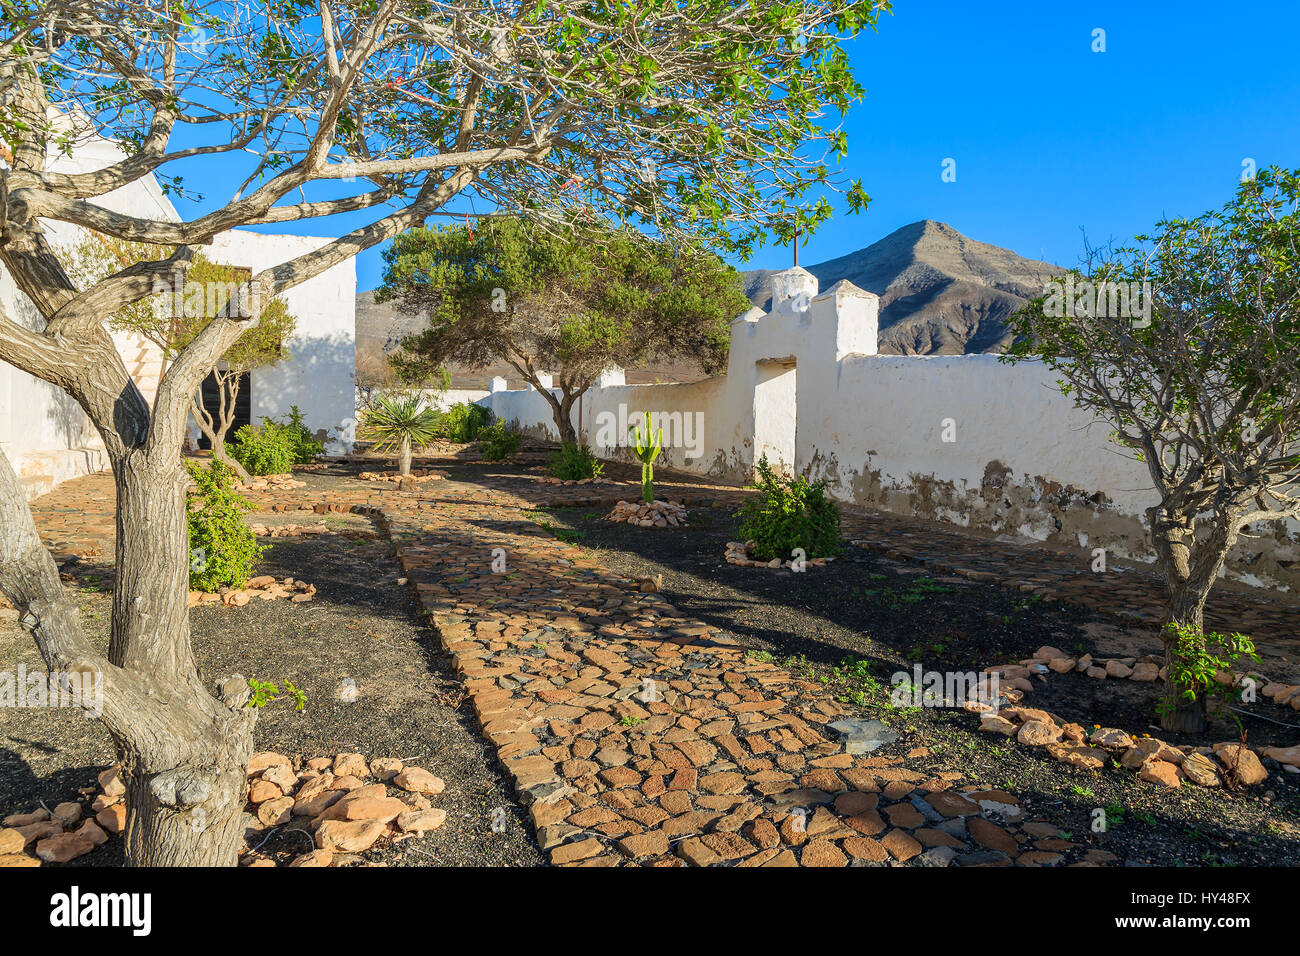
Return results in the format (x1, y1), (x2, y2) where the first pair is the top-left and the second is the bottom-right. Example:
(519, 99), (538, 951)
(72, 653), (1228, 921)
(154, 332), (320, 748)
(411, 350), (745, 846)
(752, 359), (796, 477)
(196, 370), (251, 449)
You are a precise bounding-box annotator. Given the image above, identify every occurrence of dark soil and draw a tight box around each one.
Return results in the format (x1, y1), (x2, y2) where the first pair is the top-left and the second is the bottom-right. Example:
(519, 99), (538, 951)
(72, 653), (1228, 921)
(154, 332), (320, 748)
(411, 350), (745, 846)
(0, 515), (543, 868)
(532, 501), (1300, 867)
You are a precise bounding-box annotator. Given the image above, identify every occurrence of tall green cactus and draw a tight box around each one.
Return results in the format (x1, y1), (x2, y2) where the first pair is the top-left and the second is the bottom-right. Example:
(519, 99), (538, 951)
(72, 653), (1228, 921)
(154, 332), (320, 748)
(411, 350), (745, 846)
(630, 412), (663, 503)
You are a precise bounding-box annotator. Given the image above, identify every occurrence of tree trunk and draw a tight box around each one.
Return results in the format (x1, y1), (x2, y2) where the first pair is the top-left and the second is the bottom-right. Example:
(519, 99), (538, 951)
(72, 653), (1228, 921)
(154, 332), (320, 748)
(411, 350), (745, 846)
(399, 435), (412, 475)
(0, 443), (257, 867)
(190, 398), (251, 482)
(1148, 505), (1239, 735)
(121, 729), (253, 866)
(111, 452), (256, 865)
(1160, 590), (1208, 734)
(553, 390), (578, 446)
(210, 436), (251, 482)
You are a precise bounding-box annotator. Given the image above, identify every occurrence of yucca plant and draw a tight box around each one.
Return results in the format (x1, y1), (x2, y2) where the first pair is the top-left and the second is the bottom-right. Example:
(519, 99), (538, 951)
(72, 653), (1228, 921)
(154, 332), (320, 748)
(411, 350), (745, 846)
(630, 412), (663, 503)
(358, 393), (443, 475)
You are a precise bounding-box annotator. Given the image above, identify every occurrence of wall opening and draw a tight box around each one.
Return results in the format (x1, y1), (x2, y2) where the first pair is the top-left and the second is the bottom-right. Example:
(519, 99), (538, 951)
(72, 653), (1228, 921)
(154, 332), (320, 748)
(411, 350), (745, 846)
(196, 371), (252, 449)
(753, 359), (797, 477)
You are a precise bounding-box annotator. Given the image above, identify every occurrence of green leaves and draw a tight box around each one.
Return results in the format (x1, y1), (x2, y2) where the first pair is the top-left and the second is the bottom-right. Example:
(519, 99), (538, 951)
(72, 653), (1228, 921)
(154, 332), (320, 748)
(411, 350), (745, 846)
(737, 455), (844, 560)
(186, 459), (265, 592)
(1004, 164), (1300, 519)
(357, 393), (443, 453)
(1158, 623), (1260, 723)
(381, 216), (749, 387)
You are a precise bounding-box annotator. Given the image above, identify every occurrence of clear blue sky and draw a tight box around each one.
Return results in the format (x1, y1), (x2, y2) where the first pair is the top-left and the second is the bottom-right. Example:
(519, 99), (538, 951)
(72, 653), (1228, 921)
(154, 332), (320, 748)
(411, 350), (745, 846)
(173, 1), (1300, 290)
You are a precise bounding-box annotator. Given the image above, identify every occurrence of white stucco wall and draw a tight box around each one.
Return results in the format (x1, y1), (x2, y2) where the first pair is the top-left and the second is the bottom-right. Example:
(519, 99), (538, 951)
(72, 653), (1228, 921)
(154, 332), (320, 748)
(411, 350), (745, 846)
(0, 115), (177, 496)
(192, 231), (358, 455)
(467, 267), (1300, 595)
(1, 120), (359, 494)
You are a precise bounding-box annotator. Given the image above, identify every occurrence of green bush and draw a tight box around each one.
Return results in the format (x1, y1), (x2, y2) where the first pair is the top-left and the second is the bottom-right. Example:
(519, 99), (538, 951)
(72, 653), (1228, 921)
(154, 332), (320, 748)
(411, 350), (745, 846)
(480, 421), (524, 461)
(737, 455), (843, 560)
(439, 401), (491, 442)
(281, 405), (324, 463)
(230, 420), (298, 475)
(186, 459), (265, 592)
(548, 441), (604, 480)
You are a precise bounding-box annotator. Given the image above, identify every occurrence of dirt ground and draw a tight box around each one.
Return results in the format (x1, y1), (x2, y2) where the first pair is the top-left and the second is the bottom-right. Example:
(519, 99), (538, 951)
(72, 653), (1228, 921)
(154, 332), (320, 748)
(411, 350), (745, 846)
(0, 512), (543, 867)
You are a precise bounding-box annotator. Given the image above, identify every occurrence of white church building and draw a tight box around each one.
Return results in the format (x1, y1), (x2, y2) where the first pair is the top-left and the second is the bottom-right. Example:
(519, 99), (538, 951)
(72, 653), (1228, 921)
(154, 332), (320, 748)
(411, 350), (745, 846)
(0, 120), (357, 498)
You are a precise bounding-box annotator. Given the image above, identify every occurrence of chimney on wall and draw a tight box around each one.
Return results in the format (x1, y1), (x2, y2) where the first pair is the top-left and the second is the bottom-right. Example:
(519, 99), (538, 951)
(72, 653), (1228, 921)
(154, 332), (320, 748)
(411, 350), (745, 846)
(770, 266), (818, 315)
(813, 279), (879, 360)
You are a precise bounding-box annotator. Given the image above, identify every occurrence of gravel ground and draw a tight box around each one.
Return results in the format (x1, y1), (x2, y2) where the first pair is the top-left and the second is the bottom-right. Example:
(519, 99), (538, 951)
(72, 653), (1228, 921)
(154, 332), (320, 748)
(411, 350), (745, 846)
(0, 513), (543, 867)
(534, 501), (1300, 867)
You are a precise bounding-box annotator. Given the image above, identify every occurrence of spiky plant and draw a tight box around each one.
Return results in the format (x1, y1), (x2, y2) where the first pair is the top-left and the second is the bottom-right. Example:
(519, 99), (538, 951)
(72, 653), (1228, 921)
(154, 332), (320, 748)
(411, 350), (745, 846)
(630, 412), (663, 503)
(358, 393), (443, 475)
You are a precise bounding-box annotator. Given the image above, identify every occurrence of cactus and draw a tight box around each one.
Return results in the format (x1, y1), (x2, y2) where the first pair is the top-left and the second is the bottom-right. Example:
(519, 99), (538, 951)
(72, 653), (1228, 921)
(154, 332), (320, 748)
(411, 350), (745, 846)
(630, 412), (663, 503)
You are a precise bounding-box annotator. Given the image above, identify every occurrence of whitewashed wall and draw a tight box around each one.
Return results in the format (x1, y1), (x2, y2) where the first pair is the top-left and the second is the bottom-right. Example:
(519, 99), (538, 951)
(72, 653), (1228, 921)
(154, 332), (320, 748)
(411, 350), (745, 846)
(468, 267), (1300, 595)
(0, 115), (175, 497)
(190, 231), (357, 455)
(0, 126), (360, 494)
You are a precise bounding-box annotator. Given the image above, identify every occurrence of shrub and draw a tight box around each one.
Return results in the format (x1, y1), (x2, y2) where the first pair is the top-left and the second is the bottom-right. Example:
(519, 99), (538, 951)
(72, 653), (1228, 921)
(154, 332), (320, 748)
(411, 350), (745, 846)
(737, 455), (843, 560)
(230, 420), (298, 475)
(281, 405), (324, 463)
(439, 401), (492, 442)
(549, 441), (604, 480)
(186, 459), (265, 592)
(480, 421), (524, 461)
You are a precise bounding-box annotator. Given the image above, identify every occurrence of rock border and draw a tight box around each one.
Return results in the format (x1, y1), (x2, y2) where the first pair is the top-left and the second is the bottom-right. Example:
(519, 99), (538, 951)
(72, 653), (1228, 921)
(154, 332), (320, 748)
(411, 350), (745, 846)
(968, 645), (1300, 789)
(724, 540), (833, 570)
(189, 575), (317, 608)
(0, 751), (449, 868)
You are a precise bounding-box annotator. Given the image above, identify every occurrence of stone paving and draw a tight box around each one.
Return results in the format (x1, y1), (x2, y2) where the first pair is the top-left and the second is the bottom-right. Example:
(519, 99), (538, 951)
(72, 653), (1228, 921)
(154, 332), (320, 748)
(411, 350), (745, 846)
(16, 462), (1300, 866)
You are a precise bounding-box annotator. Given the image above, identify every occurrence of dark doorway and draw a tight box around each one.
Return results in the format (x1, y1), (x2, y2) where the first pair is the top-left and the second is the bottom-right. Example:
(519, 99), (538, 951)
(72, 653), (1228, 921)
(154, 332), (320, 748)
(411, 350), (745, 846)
(196, 371), (251, 449)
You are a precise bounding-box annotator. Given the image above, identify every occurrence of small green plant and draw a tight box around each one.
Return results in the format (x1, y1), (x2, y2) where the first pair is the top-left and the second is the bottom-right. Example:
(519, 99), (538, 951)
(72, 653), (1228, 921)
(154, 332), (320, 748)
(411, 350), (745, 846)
(736, 455), (843, 560)
(1157, 623), (1260, 725)
(358, 393), (443, 475)
(247, 677), (307, 711)
(229, 419), (299, 475)
(480, 420), (524, 461)
(439, 401), (492, 442)
(630, 412), (662, 503)
(281, 405), (324, 463)
(617, 715), (644, 727)
(186, 460), (265, 592)
(548, 441), (604, 480)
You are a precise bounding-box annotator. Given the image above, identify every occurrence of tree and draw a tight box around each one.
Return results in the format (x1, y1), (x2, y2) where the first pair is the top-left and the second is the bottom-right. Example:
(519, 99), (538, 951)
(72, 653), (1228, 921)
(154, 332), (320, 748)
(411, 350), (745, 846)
(0, 0), (881, 866)
(1005, 166), (1300, 733)
(64, 234), (296, 480)
(358, 392), (443, 475)
(379, 216), (751, 444)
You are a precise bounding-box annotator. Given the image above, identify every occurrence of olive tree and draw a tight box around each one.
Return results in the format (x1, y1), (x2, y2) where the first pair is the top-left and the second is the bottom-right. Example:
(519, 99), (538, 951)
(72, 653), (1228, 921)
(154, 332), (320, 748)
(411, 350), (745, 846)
(1006, 167), (1300, 732)
(379, 216), (750, 445)
(0, 0), (883, 865)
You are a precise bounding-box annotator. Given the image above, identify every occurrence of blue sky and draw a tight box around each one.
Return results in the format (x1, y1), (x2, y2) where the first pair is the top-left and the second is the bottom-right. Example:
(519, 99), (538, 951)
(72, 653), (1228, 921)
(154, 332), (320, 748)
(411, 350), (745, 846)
(171, 1), (1300, 290)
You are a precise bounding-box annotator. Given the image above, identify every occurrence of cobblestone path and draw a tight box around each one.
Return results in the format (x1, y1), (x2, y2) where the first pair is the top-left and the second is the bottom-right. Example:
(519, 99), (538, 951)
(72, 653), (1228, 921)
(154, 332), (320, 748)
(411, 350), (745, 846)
(20, 463), (1299, 865)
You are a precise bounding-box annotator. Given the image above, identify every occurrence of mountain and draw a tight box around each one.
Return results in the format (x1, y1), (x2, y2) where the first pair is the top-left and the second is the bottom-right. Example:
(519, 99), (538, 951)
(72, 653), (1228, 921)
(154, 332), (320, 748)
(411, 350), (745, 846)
(742, 220), (1064, 354)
